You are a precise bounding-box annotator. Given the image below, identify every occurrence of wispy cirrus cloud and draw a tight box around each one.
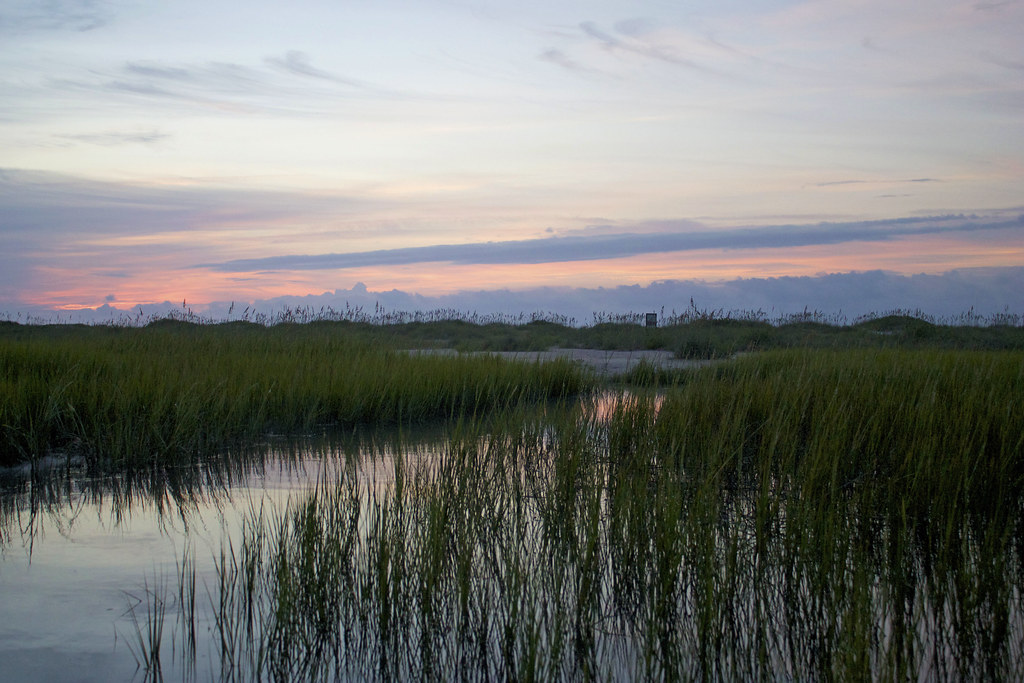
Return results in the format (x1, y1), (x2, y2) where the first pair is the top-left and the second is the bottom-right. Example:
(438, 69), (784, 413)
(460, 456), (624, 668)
(44, 60), (294, 117)
(264, 50), (366, 87)
(9, 53), (369, 126)
(123, 62), (192, 80)
(811, 178), (940, 188)
(113, 59), (293, 103)
(54, 129), (171, 146)
(30, 51), (459, 122)
(536, 17), (750, 88)
(539, 48), (607, 77)
(577, 20), (726, 76)
(0, 0), (110, 34)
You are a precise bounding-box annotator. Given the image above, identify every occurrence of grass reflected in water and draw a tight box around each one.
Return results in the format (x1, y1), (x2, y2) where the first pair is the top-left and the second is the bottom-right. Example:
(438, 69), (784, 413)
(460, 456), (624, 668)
(127, 350), (1024, 681)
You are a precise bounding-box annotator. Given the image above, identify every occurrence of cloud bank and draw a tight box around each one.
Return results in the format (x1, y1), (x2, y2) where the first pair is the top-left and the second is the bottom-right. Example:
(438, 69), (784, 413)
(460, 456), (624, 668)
(202, 214), (1024, 272)
(7, 268), (1022, 326)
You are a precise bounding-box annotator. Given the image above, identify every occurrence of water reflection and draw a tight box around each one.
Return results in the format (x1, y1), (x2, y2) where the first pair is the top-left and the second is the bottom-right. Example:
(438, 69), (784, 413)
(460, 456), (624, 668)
(581, 389), (664, 423)
(1, 391), (1021, 682)
(128, 401), (1021, 682)
(0, 426), (449, 683)
(0, 427), (445, 551)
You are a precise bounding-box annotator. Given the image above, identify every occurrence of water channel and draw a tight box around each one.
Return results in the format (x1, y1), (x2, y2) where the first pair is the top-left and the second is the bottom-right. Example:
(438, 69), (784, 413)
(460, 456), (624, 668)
(0, 431), (421, 682)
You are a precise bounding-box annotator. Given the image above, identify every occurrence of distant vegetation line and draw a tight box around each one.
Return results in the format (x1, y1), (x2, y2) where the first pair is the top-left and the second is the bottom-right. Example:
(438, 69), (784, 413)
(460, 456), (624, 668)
(5, 299), (1023, 329)
(3, 308), (1024, 360)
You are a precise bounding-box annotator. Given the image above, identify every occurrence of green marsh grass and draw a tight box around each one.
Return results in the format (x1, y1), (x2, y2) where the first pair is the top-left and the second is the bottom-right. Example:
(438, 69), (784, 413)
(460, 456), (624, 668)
(151, 349), (1024, 681)
(8, 314), (1019, 470)
(5, 316), (1023, 678)
(0, 322), (590, 468)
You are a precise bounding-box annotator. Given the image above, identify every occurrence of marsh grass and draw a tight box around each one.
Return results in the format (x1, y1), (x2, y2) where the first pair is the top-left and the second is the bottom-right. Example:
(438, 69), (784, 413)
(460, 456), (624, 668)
(150, 349), (1023, 681)
(6, 313), (1021, 469)
(0, 322), (589, 468)
(124, 574), (169, 681)
(4, 315), (1023, 678)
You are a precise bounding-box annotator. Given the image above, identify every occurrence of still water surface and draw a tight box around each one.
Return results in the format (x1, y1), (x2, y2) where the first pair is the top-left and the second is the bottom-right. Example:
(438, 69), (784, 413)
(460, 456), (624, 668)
(0, 433), (418, 682)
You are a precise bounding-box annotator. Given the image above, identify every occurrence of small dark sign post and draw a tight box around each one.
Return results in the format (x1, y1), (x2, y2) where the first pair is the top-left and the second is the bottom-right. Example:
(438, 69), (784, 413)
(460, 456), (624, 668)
(646, 313), (657, 328)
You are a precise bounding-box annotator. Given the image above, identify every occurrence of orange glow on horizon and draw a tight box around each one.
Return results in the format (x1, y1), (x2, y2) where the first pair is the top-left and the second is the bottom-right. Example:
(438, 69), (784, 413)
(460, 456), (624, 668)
(22, 231), (1024, 311)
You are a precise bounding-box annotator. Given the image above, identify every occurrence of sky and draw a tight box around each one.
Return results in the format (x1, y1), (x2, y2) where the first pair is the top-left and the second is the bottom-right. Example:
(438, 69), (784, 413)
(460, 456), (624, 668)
(2, 0), (1023, 323)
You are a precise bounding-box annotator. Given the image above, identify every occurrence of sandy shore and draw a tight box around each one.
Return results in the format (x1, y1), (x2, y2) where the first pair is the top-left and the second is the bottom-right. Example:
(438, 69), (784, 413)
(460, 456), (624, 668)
(407, 348), (713, 376)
